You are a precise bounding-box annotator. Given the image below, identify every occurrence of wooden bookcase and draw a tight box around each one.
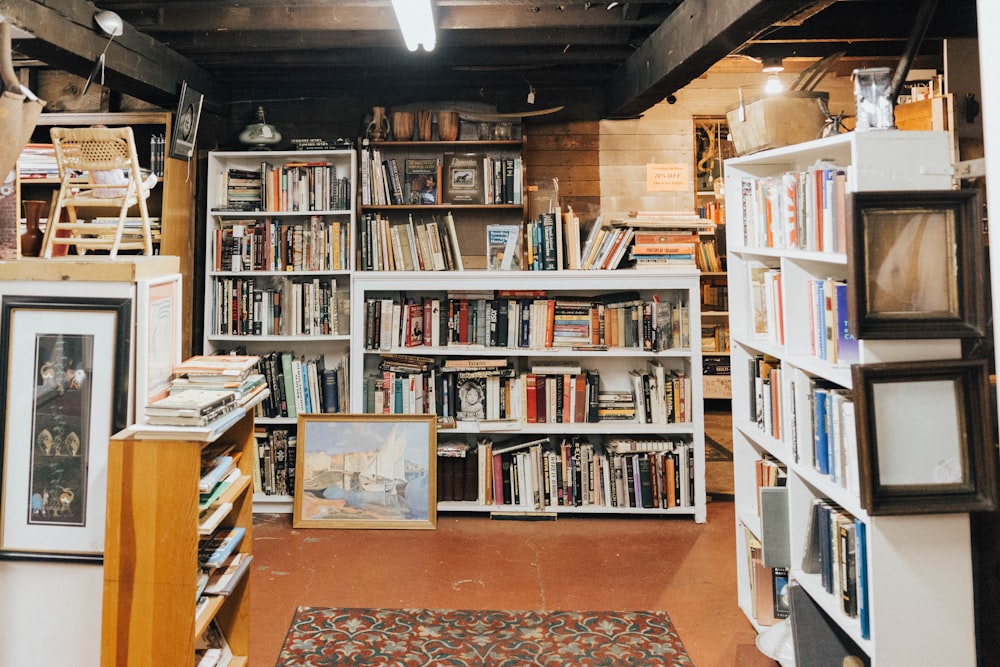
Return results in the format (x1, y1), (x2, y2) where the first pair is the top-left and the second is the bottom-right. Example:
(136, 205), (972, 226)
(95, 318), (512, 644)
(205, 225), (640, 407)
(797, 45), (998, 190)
(101, 410), (255, 666)
(725, 130), (976, 664)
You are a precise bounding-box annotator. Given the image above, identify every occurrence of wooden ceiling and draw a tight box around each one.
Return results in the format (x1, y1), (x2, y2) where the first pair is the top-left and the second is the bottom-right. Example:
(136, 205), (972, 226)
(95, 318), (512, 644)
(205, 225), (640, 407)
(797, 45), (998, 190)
(5, 0), (978, 119)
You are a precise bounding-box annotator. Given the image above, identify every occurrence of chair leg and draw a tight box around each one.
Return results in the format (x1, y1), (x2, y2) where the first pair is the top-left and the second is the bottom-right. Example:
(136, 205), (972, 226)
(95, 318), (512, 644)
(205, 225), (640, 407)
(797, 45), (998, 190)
(40, 190), (64, 258)
(137, 189), (154, 256)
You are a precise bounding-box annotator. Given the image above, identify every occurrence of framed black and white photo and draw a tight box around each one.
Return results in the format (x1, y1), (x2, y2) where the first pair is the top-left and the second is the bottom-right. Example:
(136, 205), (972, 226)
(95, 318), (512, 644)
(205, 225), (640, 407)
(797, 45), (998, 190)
(0, 296), (131, 560)
(852, 358), (997, 515)
(168, 81), (204, 161)
(846, 190), (985, 338)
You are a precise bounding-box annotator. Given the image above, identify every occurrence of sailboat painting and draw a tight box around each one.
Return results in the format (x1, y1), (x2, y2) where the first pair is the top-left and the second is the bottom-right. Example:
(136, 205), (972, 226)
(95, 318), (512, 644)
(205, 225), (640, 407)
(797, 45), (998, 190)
(293, 414), (437, 529)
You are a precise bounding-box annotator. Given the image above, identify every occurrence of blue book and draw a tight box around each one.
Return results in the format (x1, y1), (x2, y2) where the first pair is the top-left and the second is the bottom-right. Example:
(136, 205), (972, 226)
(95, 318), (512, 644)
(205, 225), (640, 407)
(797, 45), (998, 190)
(199, 526), (246, 569)
(199, 455), (234, 494)
(834, 281), (859, 365)
(855, 518), (870, 639)
(813, 386), (830, 475)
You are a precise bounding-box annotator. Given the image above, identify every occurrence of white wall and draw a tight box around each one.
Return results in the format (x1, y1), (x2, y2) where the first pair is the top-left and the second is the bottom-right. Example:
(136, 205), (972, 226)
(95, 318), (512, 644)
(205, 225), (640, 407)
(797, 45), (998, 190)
(0, 561), (102, 665)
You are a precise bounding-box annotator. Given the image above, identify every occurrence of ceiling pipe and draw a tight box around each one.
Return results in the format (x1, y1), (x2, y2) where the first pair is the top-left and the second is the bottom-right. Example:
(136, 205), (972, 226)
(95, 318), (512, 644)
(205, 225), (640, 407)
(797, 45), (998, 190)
(889, 0), (940, 102)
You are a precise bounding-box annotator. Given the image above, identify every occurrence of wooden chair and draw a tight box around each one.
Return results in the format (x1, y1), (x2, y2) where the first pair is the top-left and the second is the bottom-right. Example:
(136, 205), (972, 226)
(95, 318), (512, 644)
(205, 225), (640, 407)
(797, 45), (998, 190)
(40, 126), (155, 258)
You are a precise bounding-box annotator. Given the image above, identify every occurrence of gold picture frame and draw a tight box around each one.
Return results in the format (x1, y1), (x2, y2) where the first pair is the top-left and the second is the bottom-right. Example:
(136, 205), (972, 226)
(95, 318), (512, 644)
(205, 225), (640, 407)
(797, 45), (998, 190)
(293, 413), (437, 529)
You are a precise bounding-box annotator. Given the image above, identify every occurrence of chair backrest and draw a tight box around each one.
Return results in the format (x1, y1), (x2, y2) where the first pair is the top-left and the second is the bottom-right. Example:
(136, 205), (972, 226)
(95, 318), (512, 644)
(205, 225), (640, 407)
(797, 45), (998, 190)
(49, 126), (142, 180)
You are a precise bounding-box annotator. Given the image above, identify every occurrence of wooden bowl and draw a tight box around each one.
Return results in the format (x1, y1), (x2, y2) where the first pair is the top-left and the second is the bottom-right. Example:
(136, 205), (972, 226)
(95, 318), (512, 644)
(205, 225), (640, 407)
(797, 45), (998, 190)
(392, 111), (415, 141)
(437, 111), (460, 141)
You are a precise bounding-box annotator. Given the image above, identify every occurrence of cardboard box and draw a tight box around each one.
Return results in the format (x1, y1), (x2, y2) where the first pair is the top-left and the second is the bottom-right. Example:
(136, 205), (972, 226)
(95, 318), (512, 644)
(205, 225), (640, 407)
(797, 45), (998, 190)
(726, 91), (830, 156)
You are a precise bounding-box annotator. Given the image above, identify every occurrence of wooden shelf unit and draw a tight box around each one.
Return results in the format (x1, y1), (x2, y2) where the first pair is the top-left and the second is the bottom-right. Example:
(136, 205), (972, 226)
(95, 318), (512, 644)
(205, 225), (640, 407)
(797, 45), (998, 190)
(101, 410), (255, 666)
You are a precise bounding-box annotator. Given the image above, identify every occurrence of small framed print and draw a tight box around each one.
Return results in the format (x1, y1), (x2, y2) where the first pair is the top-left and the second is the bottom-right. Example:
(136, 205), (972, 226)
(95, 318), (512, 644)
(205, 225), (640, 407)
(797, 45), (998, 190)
(135, 273), (183, 417)
(0, 295), (131, 560)
(852, 358), (997, 515)
(846, 190), (985, 338)
(168, 81), (204, 161)
(293, 413), (437, 529)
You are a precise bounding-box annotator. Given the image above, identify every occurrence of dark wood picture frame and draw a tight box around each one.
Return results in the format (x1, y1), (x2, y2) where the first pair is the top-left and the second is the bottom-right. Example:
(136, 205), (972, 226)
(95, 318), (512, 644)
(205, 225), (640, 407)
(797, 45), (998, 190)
(0, 295), (131, 561)
(168, 81), (204, 161)
(852, 358), (997, 515)
(846, 189), (985, 339)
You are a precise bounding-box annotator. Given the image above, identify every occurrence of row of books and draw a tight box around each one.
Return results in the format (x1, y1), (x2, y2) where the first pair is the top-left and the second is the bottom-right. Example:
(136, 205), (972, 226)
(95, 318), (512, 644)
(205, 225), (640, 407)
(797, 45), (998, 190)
(745, 529), (789, 626)
(363, 291), (689, 352)
(213, 162), (352, 213)
(253, 350), (349, 419)
(364, 357), (691, 425)
(253, 426), (297, 497)
(449, 435), (696, 510)
(357, 211), (463, 271)
(748, 355), (860, 496)
(701, 323), (730, 353)
(360, 151), (524, 207)
(701, 280), (729, 310)
(807, 277), (859, 366)
(738, 166), (848, 252)
(802, 499), (870, 638)
(360, 149), (437, 206)
(747, 261), (783, 344)
(211, 275), (348, 337)
(213, 216), (349, 272)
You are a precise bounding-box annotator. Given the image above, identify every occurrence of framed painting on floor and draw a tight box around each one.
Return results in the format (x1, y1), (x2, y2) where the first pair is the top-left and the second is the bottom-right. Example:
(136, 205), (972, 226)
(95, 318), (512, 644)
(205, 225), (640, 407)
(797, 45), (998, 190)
(293, 413), (437, 529)
(0, 295), (131, 561)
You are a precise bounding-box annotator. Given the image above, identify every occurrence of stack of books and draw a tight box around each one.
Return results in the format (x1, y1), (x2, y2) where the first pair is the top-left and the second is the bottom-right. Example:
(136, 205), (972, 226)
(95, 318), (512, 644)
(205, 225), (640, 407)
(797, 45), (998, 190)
(169, 355), (268, 408)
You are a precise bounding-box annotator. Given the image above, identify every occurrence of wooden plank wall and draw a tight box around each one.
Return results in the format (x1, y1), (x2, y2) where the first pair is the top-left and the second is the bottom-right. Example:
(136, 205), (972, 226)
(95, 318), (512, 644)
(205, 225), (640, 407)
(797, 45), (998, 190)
(523, 120), (601, 230)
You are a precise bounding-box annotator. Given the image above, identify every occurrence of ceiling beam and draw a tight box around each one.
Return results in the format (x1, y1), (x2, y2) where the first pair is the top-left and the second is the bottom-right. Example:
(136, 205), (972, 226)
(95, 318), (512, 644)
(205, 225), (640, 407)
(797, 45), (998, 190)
(604, 0), (837, 118)
(1, 0), (228, 109)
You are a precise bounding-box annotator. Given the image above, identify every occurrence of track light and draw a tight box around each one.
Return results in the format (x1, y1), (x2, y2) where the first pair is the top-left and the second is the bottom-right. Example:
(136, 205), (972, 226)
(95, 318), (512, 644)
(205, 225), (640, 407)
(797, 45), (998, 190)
(392, 0), (436, 52)
(527, 85), (536, 104)
(761, 56), (784, 73)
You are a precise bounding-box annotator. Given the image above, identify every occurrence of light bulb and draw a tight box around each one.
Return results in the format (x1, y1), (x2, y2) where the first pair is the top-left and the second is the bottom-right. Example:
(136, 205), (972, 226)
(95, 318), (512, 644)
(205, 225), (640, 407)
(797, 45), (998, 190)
(765, 73), (784, 95)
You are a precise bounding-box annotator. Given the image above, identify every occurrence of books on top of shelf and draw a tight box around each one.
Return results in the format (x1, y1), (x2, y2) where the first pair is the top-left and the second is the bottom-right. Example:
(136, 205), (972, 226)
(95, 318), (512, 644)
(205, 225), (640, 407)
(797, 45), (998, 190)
(195, 619), (234, 667)
(199, 466), (242, 511)
(128, 407), (248, 441)
(198, 501), (234, 536)
(145, 389), (238, 418)
(199, 526), (246, 569)
(173, 354), (260, 381)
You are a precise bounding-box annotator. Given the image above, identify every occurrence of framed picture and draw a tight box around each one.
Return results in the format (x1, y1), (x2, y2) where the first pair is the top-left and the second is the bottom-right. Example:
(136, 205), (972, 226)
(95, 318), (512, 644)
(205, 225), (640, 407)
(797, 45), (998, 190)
(135, 273), (183, 417)
(293, 413), (437, 529)
(846, 190), (985, 338)
(0, 296), (132, 560)
(851, 358), (997, 515)
(168, 81), (204, 161)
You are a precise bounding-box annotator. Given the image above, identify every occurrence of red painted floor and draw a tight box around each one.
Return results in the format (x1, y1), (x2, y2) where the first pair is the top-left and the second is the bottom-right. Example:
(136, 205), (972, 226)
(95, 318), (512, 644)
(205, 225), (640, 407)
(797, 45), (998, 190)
(250, 500), (778, 667)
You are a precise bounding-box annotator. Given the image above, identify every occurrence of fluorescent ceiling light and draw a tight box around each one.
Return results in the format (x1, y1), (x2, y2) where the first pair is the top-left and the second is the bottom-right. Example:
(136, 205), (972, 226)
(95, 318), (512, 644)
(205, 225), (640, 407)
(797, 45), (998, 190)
(392, 0), (436, 52)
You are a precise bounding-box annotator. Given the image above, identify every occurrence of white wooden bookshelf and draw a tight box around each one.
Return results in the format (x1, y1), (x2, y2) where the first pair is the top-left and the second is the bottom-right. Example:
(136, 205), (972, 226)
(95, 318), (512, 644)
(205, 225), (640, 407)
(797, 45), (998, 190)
(726, 130), (976, 664)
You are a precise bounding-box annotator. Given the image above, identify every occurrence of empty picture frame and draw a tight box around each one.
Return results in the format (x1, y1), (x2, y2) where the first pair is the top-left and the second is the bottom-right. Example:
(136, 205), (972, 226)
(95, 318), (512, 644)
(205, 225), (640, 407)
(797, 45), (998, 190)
(852, 359), (997, 515)
(846, 190), (985, 338)
(293, 413), (437, 529)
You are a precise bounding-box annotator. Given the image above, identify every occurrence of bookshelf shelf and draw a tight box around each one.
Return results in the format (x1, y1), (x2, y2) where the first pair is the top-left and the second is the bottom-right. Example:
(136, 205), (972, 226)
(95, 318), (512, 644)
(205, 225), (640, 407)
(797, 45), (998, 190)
(353, 270), (707, 522)
(726, 130), (976, 664)
(205, 148), (357, 509)
(102, 410), (256, 666)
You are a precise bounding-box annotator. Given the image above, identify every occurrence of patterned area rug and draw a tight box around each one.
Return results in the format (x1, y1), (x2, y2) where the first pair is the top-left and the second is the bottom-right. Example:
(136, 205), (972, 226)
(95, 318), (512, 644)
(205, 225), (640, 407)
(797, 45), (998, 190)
(277, 607), (694, 666)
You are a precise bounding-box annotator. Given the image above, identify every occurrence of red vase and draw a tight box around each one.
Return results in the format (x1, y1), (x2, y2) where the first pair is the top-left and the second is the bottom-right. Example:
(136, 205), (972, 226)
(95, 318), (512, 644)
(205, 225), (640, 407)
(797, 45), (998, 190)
(20, 200), (46, 258)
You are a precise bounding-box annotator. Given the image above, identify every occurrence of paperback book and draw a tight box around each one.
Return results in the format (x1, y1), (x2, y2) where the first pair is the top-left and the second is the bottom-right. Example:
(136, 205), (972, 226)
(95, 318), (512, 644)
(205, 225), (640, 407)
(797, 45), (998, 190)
(486, 224), (522, 270)
(442, 153), (486, 204)
(404, 158), (440, 204)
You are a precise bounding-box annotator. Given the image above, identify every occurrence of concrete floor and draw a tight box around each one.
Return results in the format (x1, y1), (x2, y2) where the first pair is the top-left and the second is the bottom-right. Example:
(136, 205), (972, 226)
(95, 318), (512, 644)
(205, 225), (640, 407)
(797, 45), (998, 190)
(250, 500), (778, 667)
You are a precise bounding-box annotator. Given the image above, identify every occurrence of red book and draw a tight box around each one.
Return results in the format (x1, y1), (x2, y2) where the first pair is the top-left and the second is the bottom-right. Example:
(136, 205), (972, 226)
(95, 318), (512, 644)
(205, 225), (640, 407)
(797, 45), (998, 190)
(458, 299), (470, 344)
(573, 373), (587, 423)
(525, 374), (538, 423)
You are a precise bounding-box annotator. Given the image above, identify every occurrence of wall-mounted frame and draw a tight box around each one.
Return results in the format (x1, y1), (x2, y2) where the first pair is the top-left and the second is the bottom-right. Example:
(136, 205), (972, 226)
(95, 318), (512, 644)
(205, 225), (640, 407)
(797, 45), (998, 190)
(846, 189), (985, 338)
(293, 413), (437, 529)
(168, 81), (204, 161)
(0, 295), (131, 561)
(852, 358), (997, 515)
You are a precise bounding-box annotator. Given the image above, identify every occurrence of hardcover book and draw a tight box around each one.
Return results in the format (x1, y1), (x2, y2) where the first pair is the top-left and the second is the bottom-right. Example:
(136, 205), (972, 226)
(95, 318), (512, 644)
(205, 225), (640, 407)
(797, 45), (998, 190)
(442, 153), (486, 205)
(404, 158), (440, 204)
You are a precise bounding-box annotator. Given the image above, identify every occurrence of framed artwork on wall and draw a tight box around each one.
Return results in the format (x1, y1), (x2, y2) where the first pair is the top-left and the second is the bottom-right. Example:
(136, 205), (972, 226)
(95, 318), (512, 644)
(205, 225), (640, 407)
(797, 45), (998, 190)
(293, 413), (437, 530)
(852, 358), (997, 515)
(168, 81), (204, 161)
(0, 295), (131, 561)
(846, 189), (985, 338)
(135, 273), (183, 418)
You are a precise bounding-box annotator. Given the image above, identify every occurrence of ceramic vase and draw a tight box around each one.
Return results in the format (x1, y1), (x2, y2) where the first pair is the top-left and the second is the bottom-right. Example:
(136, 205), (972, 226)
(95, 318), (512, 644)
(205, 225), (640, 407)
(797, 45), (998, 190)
(367, 106), (390, 141)
(20, 200), (46, 257)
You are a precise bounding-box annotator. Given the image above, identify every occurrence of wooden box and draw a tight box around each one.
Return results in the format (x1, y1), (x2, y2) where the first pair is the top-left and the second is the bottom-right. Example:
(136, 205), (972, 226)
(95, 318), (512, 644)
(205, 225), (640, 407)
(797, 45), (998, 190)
(726, 91), (830, 156)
